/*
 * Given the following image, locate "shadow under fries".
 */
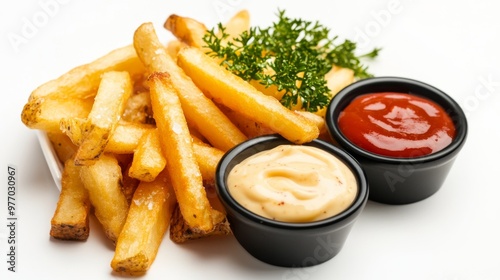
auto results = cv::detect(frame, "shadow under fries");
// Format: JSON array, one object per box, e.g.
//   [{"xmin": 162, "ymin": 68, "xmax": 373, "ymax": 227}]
[{"xmin": 173, "ymin": 232, "xmax": 285, "ymax": 273}]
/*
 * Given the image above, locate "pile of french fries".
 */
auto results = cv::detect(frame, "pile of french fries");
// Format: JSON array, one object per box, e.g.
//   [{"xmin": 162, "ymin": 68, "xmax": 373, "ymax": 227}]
[{"xmin": 20, "ymin": 10, "xmax": 355, "ymax": 275}]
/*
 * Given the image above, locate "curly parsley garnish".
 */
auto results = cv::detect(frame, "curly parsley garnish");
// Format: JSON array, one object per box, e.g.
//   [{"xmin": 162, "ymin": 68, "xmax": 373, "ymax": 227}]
[{"xmin": 203, "ymin": 10, "xmax": 380, "ymax": 112}]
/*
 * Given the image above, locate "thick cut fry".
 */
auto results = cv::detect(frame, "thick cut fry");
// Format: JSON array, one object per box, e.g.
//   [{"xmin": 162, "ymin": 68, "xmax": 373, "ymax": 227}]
[
  {"xmin": 128, "ymin": 129, "xmax": 166, "ymax": 182},
  {"xmin": 190, "ymin": 136, "xmax": 226, "ymax": 217},
  {"xmin": 21, "ymin": 97, "xmax": 93, "ymax": 132},
  {"xmin": 316, "ymin": 65, "xmax": 355, "ymax": 117},
  {"xmin": 325, "ymin": 65, "xmax": 355, "ymax": 97},
  {"xmin": 223, "ymin": 10, "xmax": 250, "ymax": 40},
  {"xmin": 191, "ymin": 138, "xmax": 224, "ymax": 186},
  {"xmin": 177, "ymin": 47, "xmax": 319, "ymax": 144},
  {"xmin": 148, "ymin": 72, "xmax": 215, "ymax": 233},
  {"xmin": 111, "ymin": 171, "xmax": 176, "ymax": 275},
  {"xmin": 47, "ymin": 132, "xmax": 78, "ymax": 164},
  {"xmin": 218, "ymin": 105, "xmax": 275, "ymax": 138},
  {"xmin": 106, "ymin": 122, "xmax": 154, "ymax": 154},
  {"xmin": 138, "ymin": 130, "xmax": 223, "ymax": 185},
  {"xmin": 110, "ymin": 124, "xmax": 222, "ymax": 182},
  {"xmin": 59, "ymin": 118, "xmax": 88, "ymax": 146},
  {"xmin": 294, "ymin": 110, "xmax": 327, "ymax": 137},
  {"xmin": 163, "ymin": 14, "xmax": 207, "ymax": 49},
  {"xmin": 50, "ymin": 159, "xmax": 90, "ymax": 241},
  {"xmin": 169, "ymin": 204, "xmax": 230, "ymax": 243},
  {"xmin": 79, "ymin": 154, "xmax": 129, "ymax": 242},
  {"xmin": 164, "ymin": 10, "xmax": 250, "ymax": 49},
  {"xmin": 63, "ymin": 71, "xmax": 133, "ymax": 165},
  {"xmin": 27, "ymin": 45, "xmax": 144, "ymax": 101},
  {"xmin": 133, "ymin": 22, "xmax": 246, "ymax": 151}
]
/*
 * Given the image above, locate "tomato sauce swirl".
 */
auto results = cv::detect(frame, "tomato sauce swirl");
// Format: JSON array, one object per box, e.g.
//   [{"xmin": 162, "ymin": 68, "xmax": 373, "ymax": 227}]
[{"xmin": 337, "ymin": 92, "xmax": 456, "ymax": 158}]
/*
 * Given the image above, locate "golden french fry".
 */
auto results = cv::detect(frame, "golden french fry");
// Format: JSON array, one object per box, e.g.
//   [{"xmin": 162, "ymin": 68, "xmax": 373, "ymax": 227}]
[
  {"xmin": 294, "ymin": 110, "xmax": 327, "ymax": 136},
  {"xmin": 169, "ymin": 135, "xmax": 230, "ymax": 243},
  {"xmin": 164, "ymin": 10, "xmax": 250, "ymax": 49},
  {"xmin": 79, "ymin": 153, "xmax": 129, "ymax": 242},
  {"xmin": 191, "ymin": 137, "xmax": 224, "ymax": 186},
  {"xmin": 222, "ymin": 10, "xmax": 250, "ymax": 42},
  {"xmin": 133, "ymin": 22, "xmax": 247, "ymax": 151},
  {"xmin": 325, "ymin": 65, "xmax": 355, "ymax": 97},
  {"xmin": 21, "ymin": 96, "xmax": 94, "ymax": 132},
  {"xmin": 316, "ymin": 65, "xmax": 356, "ymax": 117},
  {"xmin": 169, "ymin": 204, "xmax": 230, "ymax": 243},
  {"xmin": 47, "ymin": 132, "xmax": 78, "ymax": 164},
  {"xmin": 218, "ymin": 104, "xmax": 275, "ymax": 138},
  {"xmin": 111, "ymin": 171, "xmax": 176, "ymax": 275},
  {"xmin": 177, "ymin": 47, "xmax": 319, "ymax": 144},
  {"xmin": 27, "ymin": 45, "xmax": 144, "ymax": 101},
  {"xmin": 59, "ymin": 117, "xmax": 89, "ymax": 147},
  {"xmin": 50, "ymin": 158, "xmax": 90, "ymax": 241},
  {"xmin": 110, "ymin": 124, "xmax": 222, "ymax": 182},
  {"xmin": 163, "ymin": 14, "xmax": 208, "ymax": 49},
  {"xmin": 105, "ymin": 121, "xmax": 154, "ymax": 154},
  {"xmin": 62, "ymin": 71, "xmax": 133, "ymax": 165},
  {"xmin": 190, "ymin": 137, "xmax": 226, "ymax": 219},
  {"xmin": 128, "ymin": 129, "xmax": 166, "ymax": 182},
  {"xmin": 148, "ymin": 72, "xmax": 215, "ymax": 233}
]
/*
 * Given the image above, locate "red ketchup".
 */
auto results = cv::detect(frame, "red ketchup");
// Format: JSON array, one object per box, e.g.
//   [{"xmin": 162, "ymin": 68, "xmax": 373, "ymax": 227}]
[{"xmin": 338, "ymin": 92, "xmax": 456, "ymax": 158}]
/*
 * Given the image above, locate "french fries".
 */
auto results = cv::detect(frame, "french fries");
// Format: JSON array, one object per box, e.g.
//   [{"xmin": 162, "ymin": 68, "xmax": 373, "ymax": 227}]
[
  {"xmin": 50, "ymin": 158, "xmax": 90, "ymax": 241},
  {"xmin": 47, "ymin": 132, "xmax": 78, "ymax": 163},
  {"xmin": 191, "ymin": 136, "xmax": 225, "ymax": 186},
  {"xmin": 133, "ymin": 22, "xmax": 247, "ymax": 152},
  {"xmin": 177, "ymin": 47, "xmax": 320, "ymax": 144},
  {"xmin": 62, "ymin": 71, "xmax": 133, "ymax": 165},
  {"xmin": 147, "ymin": 72, "xmax": 216, "ymax": 233},
  {"xmin": 221, "ymin": 10, "xmax": 250, "ymax": 40},
  {"xmin": 111, "ymin": 171, "xmax": 176, "ymax": 275},
  {"xmin": 128, "ymin": 129, "xmax": 166, "ymax": 182},
  {"xmin": 105, "ymin": 121, "xmax": 154, "ymax": 154},
  {"xmin": 79, "ymin": 153, "xmax": 129, "ymax": 242},
  {"xmin": 28, "ymin": 45, "xmax": 144, "ymax": 101},
  {"xmin": 164, "ymin": 14, "xmax": 207, "ymax": 49},
  {"xmin": 21, "ymin": 96, "xmax": 94, "ymax": 132},
  {"xmin": 20, "ymin": 9, "xmax": 357, "ymax": 275},
  {"xmin": 164, "ymin": 10, "xmax": 250, "ymax": 49}
]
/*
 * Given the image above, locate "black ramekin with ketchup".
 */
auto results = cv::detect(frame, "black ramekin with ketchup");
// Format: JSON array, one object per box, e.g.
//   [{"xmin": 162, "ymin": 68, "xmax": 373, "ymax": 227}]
[{"xmin": 325, "ymin": 76, "xmax": 468, "ymax": 204}]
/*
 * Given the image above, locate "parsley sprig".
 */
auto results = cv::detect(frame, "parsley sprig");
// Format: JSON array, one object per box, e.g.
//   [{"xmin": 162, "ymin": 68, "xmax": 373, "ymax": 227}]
[{"xmin": 203, "ymin": 10, "xmax": 380, "ymax": 112}]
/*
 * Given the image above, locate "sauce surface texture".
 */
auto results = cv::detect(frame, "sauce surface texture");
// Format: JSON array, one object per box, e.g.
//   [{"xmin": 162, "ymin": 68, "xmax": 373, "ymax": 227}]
[
  {"xmin": 338, "ymin": 92, "xmax": 456, "ymax": 157},
  {"xmin": 227, "ymin": 145, "xmax": 357, "ymax": 222}
]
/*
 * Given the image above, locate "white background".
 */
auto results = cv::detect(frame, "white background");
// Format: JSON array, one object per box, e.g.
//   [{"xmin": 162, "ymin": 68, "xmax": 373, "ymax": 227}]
[{"xmin": 1, "ymin": 0, "xmax": 499, "ymax": 279}]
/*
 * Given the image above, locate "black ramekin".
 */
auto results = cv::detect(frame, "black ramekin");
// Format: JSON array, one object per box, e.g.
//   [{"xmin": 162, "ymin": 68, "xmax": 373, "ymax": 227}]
[
  {"xmin": 215, "ymin": 134, "xmax": 368, "ymax": 267},
  {"xmin": 325, "ymin": 76, "xmax": 468, "ymax": 204}
]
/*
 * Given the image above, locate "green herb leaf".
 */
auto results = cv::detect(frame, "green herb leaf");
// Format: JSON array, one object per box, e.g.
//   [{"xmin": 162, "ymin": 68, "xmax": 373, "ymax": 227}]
[{"xmin": 203, "ymin": 9, "xmax": 379, "ymax": 112}]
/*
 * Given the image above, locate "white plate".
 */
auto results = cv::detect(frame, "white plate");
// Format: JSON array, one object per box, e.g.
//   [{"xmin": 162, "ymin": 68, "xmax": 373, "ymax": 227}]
[{"xmin": 37, "ymin": 131, "xmax": 63, "ymax": 191}]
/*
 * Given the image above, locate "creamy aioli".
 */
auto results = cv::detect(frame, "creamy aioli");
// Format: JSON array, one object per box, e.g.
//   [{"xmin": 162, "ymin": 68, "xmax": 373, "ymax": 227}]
[{"xmin": 227, "ymin": 145, "xmax": 357, "ymax": 222}]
